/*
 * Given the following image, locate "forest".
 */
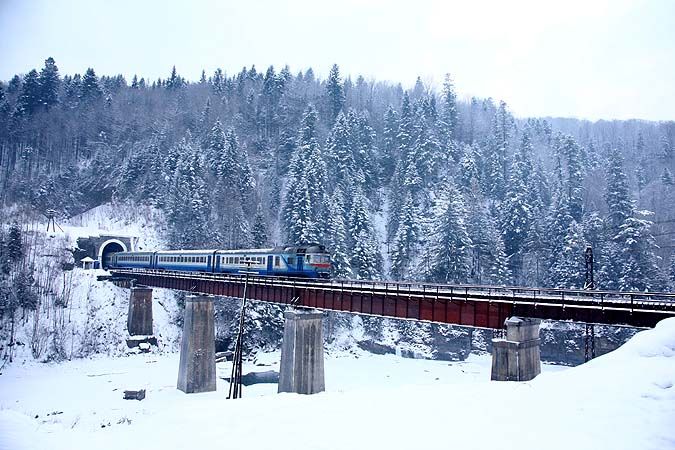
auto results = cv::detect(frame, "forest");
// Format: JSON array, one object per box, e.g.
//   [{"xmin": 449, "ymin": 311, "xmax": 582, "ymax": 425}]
[{"xmin": 1, "ymin": 57, "xmax": 675, "ymax": 293}]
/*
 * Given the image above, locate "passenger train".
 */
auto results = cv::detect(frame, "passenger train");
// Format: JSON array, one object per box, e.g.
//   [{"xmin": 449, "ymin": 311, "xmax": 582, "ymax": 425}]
[{"xmin": 108, "ymin": 244, "xmax": 332, "ymax": 279}]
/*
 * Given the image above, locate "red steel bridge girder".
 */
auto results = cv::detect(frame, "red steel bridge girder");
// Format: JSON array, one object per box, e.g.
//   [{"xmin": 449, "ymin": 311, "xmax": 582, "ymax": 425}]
[{"xmin": 110, "ymin": 269, "xmax": 675, "ymax": 329}]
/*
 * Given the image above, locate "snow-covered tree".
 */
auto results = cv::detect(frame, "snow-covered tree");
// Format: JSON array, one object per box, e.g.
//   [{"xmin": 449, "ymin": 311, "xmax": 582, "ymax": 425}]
[
  {"xmin": 251, "ymin": 205, "xmax": 269, "ymax": 248},
  {"xmin": 390, "ymin": 192, "xmax": 421, "ymax": 280},
  {"xmin": 548, "ymin": 220, "xmax": 586, "ymax": 289},
  {"xmin": 421, "ymin": 180, "xmax": 471, "ymax": 283},
  {"xmin": 325, "ymin": 187, "xmax": 352, "ymax": 278}
]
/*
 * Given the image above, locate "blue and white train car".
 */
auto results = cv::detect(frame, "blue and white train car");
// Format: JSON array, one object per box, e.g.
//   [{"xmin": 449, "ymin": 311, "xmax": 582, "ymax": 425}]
[
  {"xmin": 108, "ymin": 244, "xmax": 331, "ymax": 279},
  {"xmin": 111, "ymin": 251, "xmax": 155, "ymax": 269},
  {"xmin": 155, "ymin": 249, "xmax": 215, "ymax": 272}
]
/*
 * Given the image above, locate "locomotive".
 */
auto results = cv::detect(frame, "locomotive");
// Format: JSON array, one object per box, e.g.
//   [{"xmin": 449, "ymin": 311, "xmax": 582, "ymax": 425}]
[{"xmin": 108, "ymin": 244, "xmax": 332, "ymax": 279}]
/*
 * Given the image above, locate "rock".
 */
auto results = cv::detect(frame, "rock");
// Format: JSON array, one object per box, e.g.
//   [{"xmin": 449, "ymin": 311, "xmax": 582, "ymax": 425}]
[
  {"xmin": 357, "ymin": 340, "xmax": 395, "ymax": 355},
  {"xmin": 123, "ymin": 389, "xmax": 146, "ymax": 400}
]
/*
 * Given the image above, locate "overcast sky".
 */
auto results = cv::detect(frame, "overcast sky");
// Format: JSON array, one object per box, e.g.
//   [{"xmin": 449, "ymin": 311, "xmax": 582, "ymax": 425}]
[{"xmin": 1, "ymin": 0, "xmax": 673, "ymax": 121}]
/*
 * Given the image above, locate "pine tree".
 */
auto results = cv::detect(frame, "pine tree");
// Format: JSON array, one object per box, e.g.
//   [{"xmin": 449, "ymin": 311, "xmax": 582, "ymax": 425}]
[
  {"xmin": 325, "ymin": 187, "xmax": 352, "ymax": 278},
  {"xmin": 166, "ymin": 65, "xmax": 183, "ymax": 90},
  {"xmin": 381, "ymin": 106, "xmax": 399, "ymax": 180},
  {"xmin": 81, "ymin": 68, "xmax": 103, "ymax": 101},
  {"xmin": 167, "ymin": 135, "xmax": 212, "ymax": 248},
  {"xmin": 483, "ymin": 100, "xmax": 512, "ymax": 198},
  {"xmin": 556, "ymin": 134, "xmax": 584, "ymax": 222},
  {"xmin": 15, "ymin": 69, "xmax": 41, "ymax": 116},
  {"xmin": 422, "ymin": 180, "xmax": 471, "ymax": 283},
  {"xmin": 605, "ymin": 148, "xmax": 634, "ymax": 229},
  {"xmin": 635, "ymin": 158, "xmax": 647, "ymax": 194},
  {"xmin": 466, "ymin": 196, "xmax": 511, "ymax": 285},
  {"xmin": 458, "ymin": 143, "xmax": 480, "ymax": 190},
  {"xmin": 662, "ymin": 168, "xmax": 674, "ymax": 186},
  {"xmin": 251, "ymin": 205, "xmax": 269, "ymax": 247},
  {"xmin": 283, "ymin": 105, "xmax": 327, "ymax": 244},
  {"xmin": 325, "ymin": 64, "xmax": 345, "ymax": 123},
  {"xmin": 439, "ymin": 73, "xmax": 459, "ymax": 160},
  {"xmin": 325, "ymin": 111, "xmax": 355, "ymax": 190},
  {"xmin": 390, "ymin": 192, "xmax": 421, "ymax": 280},
  {"xmin": 6, "ymin": 224, "xmax": 23, "ymax": 263},
  {"xmin": 38, "ymin": 57, "xmax": 60, "ymax": 109},
  {"xmin": 548, "ymin": 220, "xmax": 586, "ymax": 289},
  {"xmin": 349, "ymin": 186, "xmax": 380, "ymax": 279},
  {"xmin": 615, "ymin": 217, "xmax": 662, "ymax": 291}
]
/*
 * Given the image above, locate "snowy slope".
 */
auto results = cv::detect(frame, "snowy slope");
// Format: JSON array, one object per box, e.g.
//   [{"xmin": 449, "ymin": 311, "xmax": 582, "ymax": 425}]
[
  {"xmin": 1, "ymin": 319, "xmax": 673, "ymax": 450},
  {"xmin": 4, "ymin": 202, "xmax": 180, "ymax": 363}
]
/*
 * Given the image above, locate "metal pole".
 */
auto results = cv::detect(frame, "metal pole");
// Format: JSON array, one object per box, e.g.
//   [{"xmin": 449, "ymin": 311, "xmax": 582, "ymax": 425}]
[{"xmin": 228, "ymin": 261, "xmax": 252, "ymax": 399}]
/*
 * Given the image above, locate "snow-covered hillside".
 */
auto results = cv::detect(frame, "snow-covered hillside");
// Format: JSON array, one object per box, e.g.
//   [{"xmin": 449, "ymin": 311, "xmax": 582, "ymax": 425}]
[
  {"xmin": 2, "ymin": 202, "xmax": 180, "ymax": 364},
  {"xmin": 1, "ymin": 318, "xmax": 674, "ymax": 450}
]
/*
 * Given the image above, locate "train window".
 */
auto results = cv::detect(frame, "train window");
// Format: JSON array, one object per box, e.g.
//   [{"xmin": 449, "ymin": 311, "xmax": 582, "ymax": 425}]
[
  {"xmin": 275, "ymin": 256, "xmax": 280, "ymax": 266},
  {"xmin": 288, "ymin": 257, "xmax": 295, "ymax": 265}
]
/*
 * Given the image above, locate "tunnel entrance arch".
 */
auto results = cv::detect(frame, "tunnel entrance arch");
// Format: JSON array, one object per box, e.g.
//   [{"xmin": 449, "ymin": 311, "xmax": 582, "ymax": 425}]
[{"xmin": 99, "ymin": 239, "xmax": 127, "ymax": 269}]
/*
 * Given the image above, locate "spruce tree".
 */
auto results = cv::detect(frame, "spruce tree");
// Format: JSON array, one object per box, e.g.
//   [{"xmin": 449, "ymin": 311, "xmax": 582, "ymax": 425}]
[
  {"xmin": 349, "ymin": 186, "xmax": 380, "ymax": 279},
  {"xmin": 167, "ymin": 135, "xmax": 212, "ymax": 248},
  {"xmin": 381, "ymin": 106, "xmax": 399, "ymax": 180},
  {"xmin": 325, "ymin": 187, "xmax": 352, "ymax": 278},
  {"xmin": 283, "ymin": 105, "xmax": 326, "ymax": 244},
  {"xmin": 390, "ymin": 192, "xmax": 421, "ymax": 280},
  {"xmin": 251, "ymin": 205, "xmax": 269, "ymax": 248},
  {"xmin": 325, "ymin": 64, "xmax": 345, "ymax": 123},
  {"xmin": 605, "ymin": 148, "xmax": 634, "ymax": 229},
  {"xmin": 81, "ymin": 68, "xmax": 103, "ymax": 102},
  {"xmin": 422, "ymin": 180, "xmax": 471, "ymax": 283},
  {"xmin": 662, "ymin": 168, "xmax": 674, "ymax": 186},
  {"xmin": 15, "ymin": 69, "xmax": 41, "ymax": 116},
  {"xmin": 548, "ymin": 220, "xmax": 586, "ymax": 289},
  {"xmin": 439, "ymin": 73, "xmax": 459, "ymax": 160},
  {"xmin": 615, "ymin": 217, "xmax": 662, "ymax": 291},
  {"xmin": 325, "ymin": 111, "xmax": 355, "ymax": 190},
  {"xmin": 38, "ymin": 57, "xmax": 60, "ymax": 109}
]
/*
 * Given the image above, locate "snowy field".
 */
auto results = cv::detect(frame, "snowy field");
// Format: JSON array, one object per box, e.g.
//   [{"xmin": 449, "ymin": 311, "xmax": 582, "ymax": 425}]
[{"xmin": 2, "ymin": 319, "xmax": 675, "ymax": 450}]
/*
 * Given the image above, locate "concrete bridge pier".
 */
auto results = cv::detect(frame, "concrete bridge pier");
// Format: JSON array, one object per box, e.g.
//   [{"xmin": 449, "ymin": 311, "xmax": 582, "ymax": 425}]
[
  {"xmin": 491, "ymin": 316, "xmax": 541, "ymax": 382},
  {"xmin": 127, "ymin": 286, "xmax": 153, "ymax": 336},
  {"xmin": 278, "ymin": 310, "xmax": 325, "ymax": 395},
  {"xmin": 177, "ymin": 295, "xmax": 216, "ymax": 394}
]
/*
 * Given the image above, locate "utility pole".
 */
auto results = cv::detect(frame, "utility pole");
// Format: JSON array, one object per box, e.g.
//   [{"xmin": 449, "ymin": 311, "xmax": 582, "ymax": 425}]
[
  {"xmin": 227, "ymin": 259, "xmax": 256, "ymax": 399},
  {"xmin": 583, "ymin": 245, "xmax": 596, "ymax": 362},
  {"xmin": 583, "ymin": 246, "xmax": 594, "ymax": 290}
]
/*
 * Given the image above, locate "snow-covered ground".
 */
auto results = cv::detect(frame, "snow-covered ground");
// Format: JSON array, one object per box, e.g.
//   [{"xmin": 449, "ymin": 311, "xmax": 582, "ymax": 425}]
[{"xmin": 2, "ymin": 318, "xmax": 674, "ymax": 450}]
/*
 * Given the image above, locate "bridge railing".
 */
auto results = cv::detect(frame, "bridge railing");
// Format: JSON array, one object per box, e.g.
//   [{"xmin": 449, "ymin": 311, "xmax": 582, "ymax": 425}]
[{"xmin": 109, "ymin": 268, "xmax": 675, "ymax": 315}]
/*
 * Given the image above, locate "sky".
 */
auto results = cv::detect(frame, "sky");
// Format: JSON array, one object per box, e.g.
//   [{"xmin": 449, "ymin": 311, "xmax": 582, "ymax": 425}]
[{"xmin": 0, "ymin": 0, "xmax": 674, "ymax": 121}]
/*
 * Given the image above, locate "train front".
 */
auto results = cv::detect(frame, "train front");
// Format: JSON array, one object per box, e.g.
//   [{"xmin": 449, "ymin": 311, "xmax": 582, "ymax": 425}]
[{"xmin": 304, "ymin": 244, "xmax": 331, "ymax": 279}]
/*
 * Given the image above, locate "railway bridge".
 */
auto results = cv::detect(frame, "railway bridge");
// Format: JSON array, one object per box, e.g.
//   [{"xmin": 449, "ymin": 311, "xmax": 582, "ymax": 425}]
[
  {"xmin": 110, "ymin": 268, "xmax": 675, "ymax": 328},
  {"xmin": 107, "ymin": 268, "xmax": 675, "ymax": 395}
]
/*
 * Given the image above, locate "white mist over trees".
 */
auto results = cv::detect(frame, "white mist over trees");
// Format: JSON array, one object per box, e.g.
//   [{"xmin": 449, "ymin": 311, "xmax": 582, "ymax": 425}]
[{"xmin": 1, "ymin": 57, "xmax": 674, "ymax": 291}]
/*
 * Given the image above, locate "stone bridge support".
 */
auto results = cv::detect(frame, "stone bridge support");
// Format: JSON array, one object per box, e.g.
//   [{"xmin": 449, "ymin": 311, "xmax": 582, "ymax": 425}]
[
  {"xmin": 177, "ymin": 295, "xmax": 216, "ymax": 394},
  {"xmin": 127, "ymin": 286, "xmax": 154, "ymax": 336},
  {"xmin": 491, "ymin": 317, "xmax": 541, "ymax": 382},
  {"xmin": 278, "ymin": 310, "xmax": 325, "ymax": 395}
]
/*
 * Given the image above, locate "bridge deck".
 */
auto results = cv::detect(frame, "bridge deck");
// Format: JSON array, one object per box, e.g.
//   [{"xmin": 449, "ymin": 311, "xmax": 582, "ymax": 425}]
[{"xmin": 109, "ymin": 269, "xmax": 675, "ymax": 328}]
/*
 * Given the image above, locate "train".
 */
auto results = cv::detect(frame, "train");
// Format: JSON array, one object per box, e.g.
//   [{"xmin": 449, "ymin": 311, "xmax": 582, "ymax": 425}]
[{"xmin": 107, "ymin": 244, "xmax": 332, "ymax": 279}]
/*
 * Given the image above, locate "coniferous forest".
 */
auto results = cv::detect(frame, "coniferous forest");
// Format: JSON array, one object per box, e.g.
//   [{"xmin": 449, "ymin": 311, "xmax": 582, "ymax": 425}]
[{"xmin": 1, "ymin": 57, "xmax": 675, "ymax": 292}]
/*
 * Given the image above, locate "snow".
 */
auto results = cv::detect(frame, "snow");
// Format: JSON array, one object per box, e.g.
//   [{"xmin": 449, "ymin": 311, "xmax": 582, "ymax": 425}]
[
  {"xmin": 2, "ymin": 319, "xmax": 675, "ymax": 450},
  {"xmin": 62, "ymin": 202, "xmax": 166, "ymax": 251}
]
